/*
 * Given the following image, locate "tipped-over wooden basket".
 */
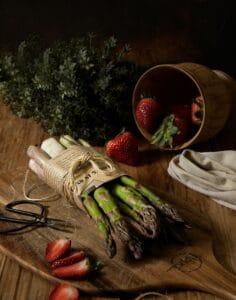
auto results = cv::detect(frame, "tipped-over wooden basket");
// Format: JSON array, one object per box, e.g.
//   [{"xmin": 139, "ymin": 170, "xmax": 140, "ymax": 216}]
[{"xmin": 132, "ymin": 63, "xmax": 234, "ymax": 150}]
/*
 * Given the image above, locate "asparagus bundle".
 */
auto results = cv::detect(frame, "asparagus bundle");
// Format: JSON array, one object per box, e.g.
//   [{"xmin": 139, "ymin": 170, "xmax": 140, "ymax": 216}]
[{"xmin": 27, "ymin": 135, "xmax": 186, "ymax": 259}]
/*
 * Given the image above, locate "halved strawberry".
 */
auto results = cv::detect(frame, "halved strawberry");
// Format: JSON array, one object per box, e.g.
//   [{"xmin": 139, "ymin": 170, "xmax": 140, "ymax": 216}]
[
  {"xmin": 172, "ymin": 116, "xmax": 188, "ymax": 146},
  {"xmin": 45, "ymin": 239, "xmax": 71, "ymax": 263},
  {"xmin": 49, "ymin": 283, "xmax": 79, "ymax": 300},
  {"xmin": 51, "ymin": 251, "xmax": 85, "ymax": 269},
  {"xmin": 52, "ymin": 257, "xmax": 91, "ymax": 279}
]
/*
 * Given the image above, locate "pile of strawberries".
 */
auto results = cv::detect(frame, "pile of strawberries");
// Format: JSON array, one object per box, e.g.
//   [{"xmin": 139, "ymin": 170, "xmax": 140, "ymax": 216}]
[
  {"xmin": 135, "ymin": 96, "xmax": 203, "ymax": 148},
  {"xmin": 46, "ymin": 239, "xmax": 95, "ymax": 300},
  {"xmin": 105, "ymin": 95, "xmax": 203, "ymax": 166}
]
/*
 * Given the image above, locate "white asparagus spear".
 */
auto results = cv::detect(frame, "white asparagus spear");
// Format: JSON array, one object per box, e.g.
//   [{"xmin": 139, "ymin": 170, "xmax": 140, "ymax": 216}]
[
  {"xmin": 41, "ymin": 137, "xmax": 65, "ymax": 158},
  {"xmin": 27, "ymin": 146, "xmax": 50, "ymax": 168},
  {"xmin": 28, "ymin": 159, "xmax": 45, "ymax": 179}
]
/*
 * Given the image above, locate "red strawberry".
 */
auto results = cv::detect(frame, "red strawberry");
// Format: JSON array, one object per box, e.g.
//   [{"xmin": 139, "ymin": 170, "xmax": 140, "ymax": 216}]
[
  {"xmin": 191, "ymin": 95, "xmax": 204, "ymax": 125},
  {"xmin": 151, "ymin": 114, "xmax": 188, "ymax": 148},
  {"xmin": 170, "ymin": 104, "xmax": 191, "ymax": 122},
  {"xmin": 45, "ymin": 239, "xmax": 71, "ymax": 263},
  {"xmin": 51, "ymin": 251, "xmax": 85, "ymax": 269},
  {"xmin": 52, "ymin": 257, "xmax": 91, "ymax": 279},
  {"xmin": 135, "ymin": 98, "xmax": 162, "ymax": 133},
  {"xmin": 172, "ymin": 116, "xmax": 188, "ymax": 145},
  {"xmin": 49, "ymin": 283, "xmax": 79, "ymax": 300},
  {"xmin": 106, "ymin": 131, "xmax": 139, "ymax": 166}
]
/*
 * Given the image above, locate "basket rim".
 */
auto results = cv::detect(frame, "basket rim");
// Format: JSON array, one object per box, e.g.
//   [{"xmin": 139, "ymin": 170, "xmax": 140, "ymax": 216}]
[{"xmin": 132, "ymin": 63, "xmax": 207, "ymax": 150}]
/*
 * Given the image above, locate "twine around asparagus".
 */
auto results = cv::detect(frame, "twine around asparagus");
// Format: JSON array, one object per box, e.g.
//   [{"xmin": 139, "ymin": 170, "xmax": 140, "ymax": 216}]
[
  {"xmin": 62, "ymin": 151, "xmax": 92, "ymax": 205},
  {"xmin": 41, "ymin": 145, "xmax": 124, "ymax": 211}
]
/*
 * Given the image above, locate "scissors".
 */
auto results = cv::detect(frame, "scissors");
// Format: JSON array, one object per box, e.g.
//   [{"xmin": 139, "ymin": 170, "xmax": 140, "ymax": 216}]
[{"xmin": 0, "ymin": 200, "xmax": 72, "ymax": 234}]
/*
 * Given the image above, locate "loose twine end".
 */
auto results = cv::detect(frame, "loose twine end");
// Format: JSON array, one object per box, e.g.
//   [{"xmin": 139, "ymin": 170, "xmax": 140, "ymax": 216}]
[{"xmin": 23, "ymin": 169, "xmax": 59, "ymax": 202}]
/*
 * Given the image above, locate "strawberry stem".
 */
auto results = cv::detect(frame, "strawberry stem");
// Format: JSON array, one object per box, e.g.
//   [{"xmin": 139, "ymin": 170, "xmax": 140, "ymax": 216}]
[{"xmin": 91, "ymin": 260, "xmax": 103, "ymax": 271}]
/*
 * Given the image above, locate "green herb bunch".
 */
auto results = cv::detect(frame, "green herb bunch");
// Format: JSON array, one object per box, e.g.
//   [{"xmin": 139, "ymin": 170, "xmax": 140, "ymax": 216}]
[{"xmin": 0, "ymin": 34, "xmax": 141, "ymax": 144}]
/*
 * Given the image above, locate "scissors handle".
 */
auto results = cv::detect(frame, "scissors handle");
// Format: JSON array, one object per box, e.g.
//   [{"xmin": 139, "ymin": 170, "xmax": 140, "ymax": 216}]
[
  {"xmin": 5, "ymin": 200, "xmax": 46, "ymax": 218},
  {"xmin": 0, "ymin": 215, "xmax": 36, "ymax": 225}
]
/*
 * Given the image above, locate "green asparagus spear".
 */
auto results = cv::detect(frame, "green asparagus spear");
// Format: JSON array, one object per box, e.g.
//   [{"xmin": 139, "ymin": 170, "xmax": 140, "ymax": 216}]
[
  {"xmin": 120, "ymin": 176, "xmax": 183, "ymax": 223},
  {"xmin": 60, "ymin": 135, "xmax": 78, "ymax": 148},
  {"xmin": 117, "ymin": 201, "xmax": 143, "ymax": 223},
  {"xmin": 81, "ymin": 193, "xmax": 116, "ymax": 258},
  {"xmin": 160, "ymin": 215, "xmax": 188, "ymax": 245},
  {"xmin": 60, "ymin": 135, "xmax": 92, "ymax": 148},
  {"xmin": 111, "ymin": 183, "xmax": 159, "ymax": 239},
  {"xmin": 117, "ymin": 201, "xmax": 157, "ymax": 239},
  {"xmin": 94, "ymin": 186, "xmax": 142, "ymax": 259}
]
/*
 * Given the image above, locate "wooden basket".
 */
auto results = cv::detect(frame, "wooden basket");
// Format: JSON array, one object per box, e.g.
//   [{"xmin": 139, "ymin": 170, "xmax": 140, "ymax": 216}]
[{"xmin": 132, "ymin": 63, "xmax": 234, "ymax": 150}]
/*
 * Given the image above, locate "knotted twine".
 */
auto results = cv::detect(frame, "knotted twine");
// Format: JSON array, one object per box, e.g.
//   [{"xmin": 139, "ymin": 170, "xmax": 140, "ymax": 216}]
[{"xmin": 39, "ymin": 145, "xmax": 125, "ymax": 210}]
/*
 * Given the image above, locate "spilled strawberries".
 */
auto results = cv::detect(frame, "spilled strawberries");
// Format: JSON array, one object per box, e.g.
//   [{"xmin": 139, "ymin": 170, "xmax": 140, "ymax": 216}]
[
  {"xmin": 135, "ymin": 95, "xmax": 204, "ymax": 148},
  {"xmin": 105, "ymin": 95, "xmax": 204, "ymax": 164}
]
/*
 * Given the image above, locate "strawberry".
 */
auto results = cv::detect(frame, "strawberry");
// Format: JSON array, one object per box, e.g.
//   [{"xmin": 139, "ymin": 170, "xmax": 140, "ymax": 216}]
[
  {"xmin": 172, "ymin": 116, "xmax": 188, "ymax": 145},
  {"xmin": 105, "ymin": 131, "xmax": 139, "ymax": 166},
  {"xmin": 49, "ymin": 283, "xmax": 79, "ymax": 300},
  {"xmin": 51, "ymin": 251, "xmax": 85, "ymax": 269},
  {"xmin": 135, "ymin": 98, "xmax": 162, "ymax": 133},
  {"xmin": 151, "ymin": 114, "xmax": 188, "ymax": 148},
  {"xmin": 52, "ymin": 257, "xmax": 91, "ymax": 279},
  {"xmin": 169, "ymin": 104, "xmax": 191, "ymax": 122},
  {"xmin": 191, "ymin": 95, "xmax": 204, "ymax": 126},
  {"xmin": 45, "ymin": 239, "xmax": 71, "ymax": 263}
]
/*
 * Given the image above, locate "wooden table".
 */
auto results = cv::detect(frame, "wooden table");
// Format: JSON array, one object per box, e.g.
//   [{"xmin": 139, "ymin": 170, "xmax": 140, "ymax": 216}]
[{"xmin": 0, "ymin": 81, "xmax": 236, "ymax": 300}]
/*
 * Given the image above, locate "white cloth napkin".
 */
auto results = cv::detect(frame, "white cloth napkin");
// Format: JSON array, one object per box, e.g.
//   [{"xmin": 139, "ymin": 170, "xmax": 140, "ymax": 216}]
[{"xmin": 168, "ymin": 149, "xmax": 236, "ymax": 210}]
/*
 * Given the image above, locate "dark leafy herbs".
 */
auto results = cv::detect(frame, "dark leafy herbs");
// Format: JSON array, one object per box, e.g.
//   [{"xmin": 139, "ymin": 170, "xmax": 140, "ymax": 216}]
[{"xmin": 0, "ymin": 34, "xmax": 142, "ymax": 144}]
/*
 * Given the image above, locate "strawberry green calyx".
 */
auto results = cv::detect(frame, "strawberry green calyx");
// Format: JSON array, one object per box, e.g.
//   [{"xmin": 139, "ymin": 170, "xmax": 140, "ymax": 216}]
[
  {"xmin": 151, "ymin": 114, "xmax": 179, "ymax": 148},
  {"xmin": 81, "ymin": 193, "xmax": 116, "ymax": 258}
]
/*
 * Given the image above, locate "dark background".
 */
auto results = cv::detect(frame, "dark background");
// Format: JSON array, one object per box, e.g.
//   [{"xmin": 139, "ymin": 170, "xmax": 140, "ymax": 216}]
[{"xmin": 0, "ymin": 0, "xmax": 235, "ymax": 75}]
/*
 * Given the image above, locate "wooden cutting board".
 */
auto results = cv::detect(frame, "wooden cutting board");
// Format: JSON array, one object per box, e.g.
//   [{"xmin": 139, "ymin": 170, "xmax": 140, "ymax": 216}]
[{"xmin": 0, "ymin": 168, "xmax": 236, "ymax": 300}]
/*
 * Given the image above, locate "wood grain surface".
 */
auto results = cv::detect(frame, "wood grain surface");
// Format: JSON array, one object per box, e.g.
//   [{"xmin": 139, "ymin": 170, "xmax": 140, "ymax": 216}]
[
  {"xmin": 1, "ymin": 165, "xmax": 236, "ymax": 299},
  {"xmin": 0, "ymin": 69, "xmax": 236, "ymax": 299}
]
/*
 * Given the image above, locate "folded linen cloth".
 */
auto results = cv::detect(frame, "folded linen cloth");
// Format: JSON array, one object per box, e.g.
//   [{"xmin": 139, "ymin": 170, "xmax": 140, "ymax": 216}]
[{"xmin": 168, "ymin": 149, "xmax": 236, "ymax": 210}]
